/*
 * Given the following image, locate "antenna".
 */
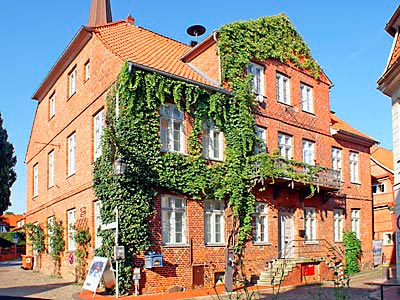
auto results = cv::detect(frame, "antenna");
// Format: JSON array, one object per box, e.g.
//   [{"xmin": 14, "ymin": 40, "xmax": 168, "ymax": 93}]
[{"xmin": 187, "ymin": 25, "xmax": 206, "ymax": 46}]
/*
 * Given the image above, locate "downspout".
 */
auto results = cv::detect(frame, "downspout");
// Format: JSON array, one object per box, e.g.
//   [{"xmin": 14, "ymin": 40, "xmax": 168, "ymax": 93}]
[{"xmin": 213, "ymin": 31, "xmax": 222, "ymax": 84}]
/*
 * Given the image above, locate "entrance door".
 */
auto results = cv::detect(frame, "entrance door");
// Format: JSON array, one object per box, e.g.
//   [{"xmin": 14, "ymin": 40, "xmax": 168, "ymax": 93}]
[{"xmin": 279, "ymin": 211, "xmax": 294, "ymax": 258}]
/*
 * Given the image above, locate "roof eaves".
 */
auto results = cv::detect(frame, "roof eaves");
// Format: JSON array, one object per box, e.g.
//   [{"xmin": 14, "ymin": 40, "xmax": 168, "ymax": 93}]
[
  {"xmin": 32, "ymin": 26, "xmax": 94, "ymax": 101},
  {"xmin": 371, "ymin": 156, "xmax": 394, "ymax": 174},
  {"xmin": 128, "ymin": 61, "xmax": 232, "ymax": 96},
  {"xmin": 331, "ymin": 129, "xmax": 377, "ymax": 147},
  {"xmin": 181, "ymin": 31, "xmax": 217, "ymax": 62},
  {"xmin": 385, "ymin": 5, "xmax": 400, "ymax": 36}
]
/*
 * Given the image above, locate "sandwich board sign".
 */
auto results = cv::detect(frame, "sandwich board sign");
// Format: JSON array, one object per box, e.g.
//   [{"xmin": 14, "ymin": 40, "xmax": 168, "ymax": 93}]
[{"xmin": 83, "ymin": 256, "xmax": 115, "ymax": 296}]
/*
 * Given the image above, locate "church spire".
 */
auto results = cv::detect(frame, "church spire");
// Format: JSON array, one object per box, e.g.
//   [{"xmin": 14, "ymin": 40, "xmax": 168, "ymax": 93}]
[{"xmin": 88, "ymin": 0, "xmax": 112, "ymax": 27}]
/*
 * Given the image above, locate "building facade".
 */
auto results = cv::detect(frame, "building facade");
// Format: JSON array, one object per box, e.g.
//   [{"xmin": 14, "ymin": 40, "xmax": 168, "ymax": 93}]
[
  {"xmin": 377, "ymin": 5, "xmax": 400, "ymax": 279},
  {"xmin": 26, "ymin": 0, "xmax": 376, "ymax": 294}
]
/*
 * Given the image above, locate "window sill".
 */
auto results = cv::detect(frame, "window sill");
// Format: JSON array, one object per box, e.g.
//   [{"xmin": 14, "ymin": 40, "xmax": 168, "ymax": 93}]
[
  {"xmin": 253, "ymin": 242, "xmax": 271, "ymax": 246},
  {"xmin": 277, "ymin": 100, "xmax": 291, "ymax": 106},
  {"xmin": 204, "ymin": 156, "xmax": 224, "ymax": 162},
  {"xmin": 205, "ymin": 243, "xmax": 225, "ymax": 247},
  {"xmin": 350, "ymin": 181, "xmax": 361, "ymax": 185},
  {"xmin": 47, "ymin": 185, "xmax": 54, "ymax": 190},
  {"xmin": 68, "ymin": 92, "xmax": 76, "ymax": 100},
  {"xmin": 302, "ymin": 110, "xmax": 316, "ymax": 116},
  {"xmin": 162, "ymin": 244, "xmax": 190, "ymax": 248},
  {"xmin": 304, "ymin": 240, "xmax": 319, "ymax": 245},
  {"xmin": 66, "ymin": 173, "xmax": 76, "ymax": 179}
]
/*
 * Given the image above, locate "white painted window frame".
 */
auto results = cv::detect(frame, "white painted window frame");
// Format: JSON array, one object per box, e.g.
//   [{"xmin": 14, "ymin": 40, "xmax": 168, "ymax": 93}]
[
  {"xmin": 253, "ymin": 202, "xmax": 269, "ymax": 243},
  {"xmin": 278, "ymin": 133, "xmax": 293, "ymax": 159},
  {"xmin": 301, "ymin": 83, "xmax": 313, "ymax": 113},
  {"xmin": 69, "ymin": 69, "xmax": 77, "ymax": 97},
  {"xmin": 276, "ymin": 73, "xmax": 290, "ymax": 104},
  {"xmin": 304, "ymin": 207, "xmax": 317, "ymax": 242},
  {"xmin": 67, "ymin": 209, "xmax": 76, "ymax": 251},
  {"xmin": 161, "ymin": 195, "xmax": 186, "ymax": 245},
  {"xmin": 255, "ymin": 126, "xmax": 267, "ymax": 154},
  {"xmin": 351, "ymin": 209, "xmax": 360, "ymax": 239},
  {"xmin": 94, "ymin": 201, "xmax": 102, "ymax": 249},
  {"xmin": 68, "ymin": 133, "xmax": 76, "ymax": 176},
  {"xmin": 349, "ymin": 151, "xmax": 359, "ymax": 183},
  {"xmin": 248, "ymin": 62, "xmax": 265, "ymax": 99},
  {"xmin": 48, "ymin": 150, "xmax": 54, "ymax": 188},
  {"xmin": 333, "ymin": 209, "xmax": 344, "ymax": 242},
  {"xmin": 302, "ymin": 139, "xmax": 315, "ymax": 165},
  {"xmin": 160, "ymin": 103, "xmax": 185, "ymax": 154},
  {"xmin": 204, "ymin": 199, "xmax": 225, "ymax": 245},
  {"xmin": 203, "ymin": 121, "xmax": 224, "ymax": 161}
]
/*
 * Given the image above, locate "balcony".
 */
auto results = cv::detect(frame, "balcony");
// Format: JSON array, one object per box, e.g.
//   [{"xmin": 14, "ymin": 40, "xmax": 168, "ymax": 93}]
[{"xmin": 251, "ymin": 156, "xmax": 341, "ymax": 191}]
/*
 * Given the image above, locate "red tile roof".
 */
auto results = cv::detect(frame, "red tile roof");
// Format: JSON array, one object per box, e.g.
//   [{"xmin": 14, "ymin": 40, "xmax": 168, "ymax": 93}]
[
  {"xmin": 0, "ymin": 214, "xmax": 24, "ymax": 228},
  {"xmin": 388, "ymin": 35, "xmax": 400, "ymax": 70},
  {"xmin": 371, "ymin": 145, "xmax": 394, "ymax": 171},
  {"xmin": 331, "ymin": 113, "xmax": 375, "ymax": 141},
  {"xmin": 93, "ymin": 21, "xmax": 215, "ymax": 86}
]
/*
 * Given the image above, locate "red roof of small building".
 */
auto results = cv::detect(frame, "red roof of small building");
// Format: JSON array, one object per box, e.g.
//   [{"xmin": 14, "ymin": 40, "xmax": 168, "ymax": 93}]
[
  {"xmin": 93, "ymin": 20, "xmax": 216, "ymax": 86},
  {"xmin": 371, "ymin": 145, "xmax": 394, "ymax": 172},
  {"xmin": 0, "ymin": 214, "xmax": 24, "ymax": 228},
  {"xmin": 330, "ymin": 113, "xmax": 375, "ymax": 141}
]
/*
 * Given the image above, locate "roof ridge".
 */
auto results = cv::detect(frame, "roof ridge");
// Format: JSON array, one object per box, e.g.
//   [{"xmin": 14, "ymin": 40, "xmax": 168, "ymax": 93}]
[
  {"xmin": 91, "ymin": 19, "xmax": 126, "ymax": 30},
  {"xmin": 134, "ymin": 25, "xmax": 191, "ymax": 48}
]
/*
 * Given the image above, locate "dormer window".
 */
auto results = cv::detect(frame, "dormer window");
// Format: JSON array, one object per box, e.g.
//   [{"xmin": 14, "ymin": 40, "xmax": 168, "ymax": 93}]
[{"xmin": 247, "ymin": 63, "xmax": 265, "ymax": 99}]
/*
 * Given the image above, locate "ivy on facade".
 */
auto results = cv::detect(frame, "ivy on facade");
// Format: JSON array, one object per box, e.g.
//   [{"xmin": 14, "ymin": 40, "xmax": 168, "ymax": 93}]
[{"xmin": 93, "ymin": 14, "xmax": 322, "ymax": 292}]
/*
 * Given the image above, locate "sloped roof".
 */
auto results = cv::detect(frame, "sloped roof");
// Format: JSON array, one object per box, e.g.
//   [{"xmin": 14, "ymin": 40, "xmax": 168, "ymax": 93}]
[
  {"xmin": 371, "ymin": 145, "xmax": 394, "ymax": 172},
  {"xmin": 93, "ymin": 20, "xmax": 216, "ymax": 86},
  {"xmin": 0, "ymin": 214, "xmax": 24, "ymax": 228},
  {"xmin": 331, "ymin": 113, "xmax": 377, "ymax": 146},
  {"xmin": 388, "ymin": 35, "xmax": 400, "ymax": 70}
]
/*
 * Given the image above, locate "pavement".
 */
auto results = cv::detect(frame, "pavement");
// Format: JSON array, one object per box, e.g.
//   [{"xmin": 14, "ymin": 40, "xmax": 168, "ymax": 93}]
[{"xmin": 1, "ymin": 258, "xmax": 400, "ymax": 299}]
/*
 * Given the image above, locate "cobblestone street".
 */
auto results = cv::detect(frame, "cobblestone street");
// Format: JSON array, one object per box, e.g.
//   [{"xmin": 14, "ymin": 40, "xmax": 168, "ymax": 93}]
[{"xmin": 1, "ymin": 258, "xmax": 400, "ymax": 300}]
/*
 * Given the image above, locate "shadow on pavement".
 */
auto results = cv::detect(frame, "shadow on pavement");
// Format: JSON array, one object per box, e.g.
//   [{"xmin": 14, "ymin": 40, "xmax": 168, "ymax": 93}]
[
  {"xmin": 0, "ymin": 282, "xmax": 75, "ymax": 298},
  {"xmin": 0, "ymin": 259, "xmax": 22, "ymax": 267},
  {"xmin": 0, "ymin": 297, "xmax": 51, "ymax": 300}
]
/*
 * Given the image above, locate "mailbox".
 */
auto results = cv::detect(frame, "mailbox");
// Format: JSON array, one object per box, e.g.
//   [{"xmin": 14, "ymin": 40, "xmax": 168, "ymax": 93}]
[
  {"xmin": 144, "ymin": 252, "xmax": 163, "ymax": 269},
  {"xmin": 302, "ymin": 263, "xmax": 315, "ymax": 276}
]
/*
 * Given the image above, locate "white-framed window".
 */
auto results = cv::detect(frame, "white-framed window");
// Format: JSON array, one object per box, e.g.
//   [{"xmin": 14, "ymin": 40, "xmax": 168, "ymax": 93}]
[
  {"xmin": 33, "ymin": 163, "xmax": 39, "ymax": 197},
  {"xmin": 278, "ymin": 133, "xmax": 292, "ymax": 159},
  {"xmin": 247, "ymin": 62, "xmax": 265, "ymax": 97},
  {"xmin": 49, "ymin": 94, "xmax": 56, "ymax": 119},
  {"xmin": 332, "ymin": 147, "xmax": 342, "ymax": 180},
  {"xmin": 205, "ymin": 199, "xmax": 225, "ymax": 245},
  {"xmin": 383, "ymin": 232, "xmax": 394, "ymax": 246},
  {"xmin": 253, "ymin": 202, "xmax": 268, "ymax": 243},
  {"xmin": 67, "ymin": 133, "xmax": 76, "ymax": 176},
  {"xmin": 85, "ymin": 61, "xmax": 90, "ymax": 81},
  {"xmin": 276, "ymin": 73, "xmax": 290, "ymax": 104},
  {"xmin": 255, "ymin": 126, "xmax": 267, "ymax": 154},
  {"xmin": 48, "ymin": 151, "xmax": 54, "ymax": 188},
  {"xmin": 302, "ymin": 140, "xmax": 315, "ymax": 165},
  {"xmin": 160, "ymin": 103, "xmax": 185, "ymax": 154},
  {"xmin": 94, "ymin": 201, "xmax": 102, "ymax": 248},
  {"xmin": 47, "ymin": 216, "xmax": 54, "ymax": 253},
  {"xmin": 373, "ymin": 183, "xmax": 386, "ymax": 194},
  {"xmin": 351, "ymin": 209, "xmax": 360, "ymax": 239},
  {"xmin": 301, "ymin": 83, "xmax": 313, "ymax": 113},
  {"xmin": 203, "ymin": 121, "xmax": 224, "ymax": 161},
  {"xmin": 349, "ymin": 151, "xmax": 359, "ymax": 183},
  {"xmin": 69, "ymin": 68, "xmax": 77, "ymax": 97},
  {"xmin": 304, "ymin": 207, "xmax": 317, "ymax": 242},
  {"xmin": 67, "ymin": 209, "xmax": 76, "ymax": 251},
  {"xmin": 333, "ymin": 209, "xmax": 344, "ymax": 242},
  {"xmin": 94, "ymin": 109, "xmax": 105, "ymax": 160},
  {"xmin": 161, "ymin": 195, "xmax": 186, "ymax": 245}
]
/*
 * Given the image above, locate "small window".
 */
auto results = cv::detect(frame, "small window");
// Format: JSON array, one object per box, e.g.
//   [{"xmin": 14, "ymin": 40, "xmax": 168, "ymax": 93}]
[
  {"xmin": 94, "ymin": 109, "xmax": 105, "ymax": 160},
  {"xmin": 302, "ymin": 139, "xmax": 315, "ymax": 165},
  {"xmin": 203, "ymin": 121, "xmax": 224, "ymax": 161},
  {"xmin": 33, "ymin": 164, "xmax": 39, "ymax": 197},
  {"xmin": 276, "ymin": 73, "xmax": 290, "ymax": 104},
  {"xmin": 304, "ymin": 207, "xmax": 317, "ymax": 242},
  {"xmin": 49, "ymin": 93, "xmax": 56, "ymax": 119},
  {"xmin": 278, "ymin": 133, "xmax": 292, "ymax": 159},
  {"xmin": 48, "ymin": 151, "xmax": 55, "ymax": 188},
  {"xmin": 351, "ymin": 209, "xmax": 360, "ymax": 239},
  {"xmin": 383, "ymin": 232, "xmax": 393, "ymax": 246},
  {"xmin": 333, "ymin": 209, "xmax": 344, "ymax": 242},
  {"xmin": 160, "ymin": 103, "xmax": 185, "ymax": 154},
  {"xmin": 372, "ymin": 183, "xmax": 385, "ymax": 194},
  {"xmin": 204, "ymin": 199, "xmax": 225, "ymax": 245},
  {"xmin": 161, "ymin": 195, "xmax": 186, "ymax": 245},
  {"xmin": 247, "ymin": 62, "xmax": 265, "ymax": 97},
  {"xmin": 67, "ymin": 133, "xmax": 76, "ymax": 176},
  {"xmin": 332, "ymin": 147, "xmax": 342, "ymax": 180},
  {"xmin": 69, "ymin": 68, "xmax": 77, "ymax": 97},
  {"xmin": 85, "ymin": 61, "xmax": 90, "ymax": 81},
  {"xmin": 255, "ymin": 126, "xmax": 267, "ymax": 154},
  {"xmin": 253, "ymin": 202, "xmax": 268, "ymax": 243},
  {"xmin": 94, "ymin": 201, "xmax": 102, "ymax": 248},
  {"xmin": 349, "ymin": 151, "xmax": 359, "ymax": 183},
  {"xmin": 300, "ymin": 83, "xmax": 313, "ymax": 113},
  {"xmin": 67, "ymin": 209, "xmax": 76, "ymax": 251}
]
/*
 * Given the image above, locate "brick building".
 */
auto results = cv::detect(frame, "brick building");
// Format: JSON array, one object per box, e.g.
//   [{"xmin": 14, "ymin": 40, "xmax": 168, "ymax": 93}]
[
  {"xmin": 26, "ymin": 0, "xmax": 376, "ymax": 294},
  {"xmin": 370, "ymin": 146, "xmax": 395, "ymax": 264}
]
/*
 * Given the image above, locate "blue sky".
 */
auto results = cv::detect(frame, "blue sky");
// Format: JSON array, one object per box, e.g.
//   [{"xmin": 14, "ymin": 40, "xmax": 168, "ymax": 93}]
[{"xmin": 0, "ymin": 0, "xmax": 396, "ymax": 214}]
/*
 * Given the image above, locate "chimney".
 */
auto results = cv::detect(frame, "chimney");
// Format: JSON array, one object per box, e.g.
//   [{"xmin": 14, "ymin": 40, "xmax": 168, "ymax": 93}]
[{"xmin": 88, "ymin": 0, "xmax": 113, "ymax": 27}]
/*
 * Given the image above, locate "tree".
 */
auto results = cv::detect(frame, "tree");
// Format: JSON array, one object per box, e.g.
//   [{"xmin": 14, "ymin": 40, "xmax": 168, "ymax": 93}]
[{"xmin": 0, "ymin": 112, "xmax": 16, "ymax": 215}]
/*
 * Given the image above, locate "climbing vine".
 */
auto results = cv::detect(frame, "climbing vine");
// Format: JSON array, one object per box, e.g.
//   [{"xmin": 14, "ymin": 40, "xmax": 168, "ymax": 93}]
[
  {"xmin": 93, "ymin": 14, "xmax": 322, "ymax": 291},
  {"xmin": 47, "ymin": 218, "xmax": 65, "ymax": 276},
  {"xmin": 343, "ymin": 231, "xmax": 362, "ymax": 275},
  {"xmin": 74, "ymin": 226, "xmax": 91, "ymax": 282},
  {"xmin": 25, "ymin": 223, "xmax": 45, "ymax": 255}
]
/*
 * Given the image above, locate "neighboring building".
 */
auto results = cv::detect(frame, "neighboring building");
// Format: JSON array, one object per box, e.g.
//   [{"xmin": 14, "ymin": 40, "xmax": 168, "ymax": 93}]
[
  {"xmin": 0, "ymin": 214, "xmax": 24, "ymax": 232},
  {"xmin": 26, "ymin": 0, "xmax": 376, "ymax": 294},
  {"xmin": 370, "ymin": 146, "xmax": 395, "ymax": 264},
  {"xmin": 377, "ymin": 5, "xmax": 400, "ymax": 279}
]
